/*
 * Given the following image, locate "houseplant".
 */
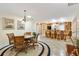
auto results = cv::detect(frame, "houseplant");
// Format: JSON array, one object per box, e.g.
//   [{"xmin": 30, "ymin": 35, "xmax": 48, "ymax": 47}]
[{"xmin": 32, "ymin": 32, "xmax": 37, "ymax": 37}]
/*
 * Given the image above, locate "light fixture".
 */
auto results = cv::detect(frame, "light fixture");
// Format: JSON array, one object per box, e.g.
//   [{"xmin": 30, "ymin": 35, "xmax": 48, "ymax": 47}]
[
  {"xmin": 21, "ymin": 21, "xmax": 25, "ymax": 24},
  {"xmin": 18, "ymin": 19, "xmax": 23, "ymax": 21},
  {"xmin": 22, "ymin": 10, "xmax": 33, "ymax": 22},
  {"xmin": 23, "ymin": 10, "xmax": 26, "ymax": 22},
  {"xmin": 27, "ymin": 15, "xmax": 32, "ymax": 18}
]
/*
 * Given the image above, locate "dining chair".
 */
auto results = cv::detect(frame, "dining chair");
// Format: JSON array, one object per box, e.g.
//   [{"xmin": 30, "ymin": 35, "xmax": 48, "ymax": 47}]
[
  {"xmin": 27, "ymin": 33, "xmax": 39, "ymax": 49},
  {"xmin": 34, "ymin": 33, "xmax": 39, "ymax": 43},
  {"xmin": 32, "ymin": 33, "xmax": 39, "ymax": 47},
  {"xmin": 14, "ymin": 36, "xmax": 27, "ymax": 52},
  {"xmin": 7, "ymin": 33, "xmax": 15, "ymax": 45},
  {"xmin": 24, "ymin": 32, "xmax": 32, "ymax": 35},
  {"xmin": 24, "ymin": 32, "xmax": 32, "ymax": 44}
]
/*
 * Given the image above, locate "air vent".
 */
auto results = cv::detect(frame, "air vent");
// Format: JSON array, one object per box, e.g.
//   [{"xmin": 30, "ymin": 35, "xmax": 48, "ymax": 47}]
[{"xmin": 68, "ymin": 3, "xmax": 78, "ymax": 6}]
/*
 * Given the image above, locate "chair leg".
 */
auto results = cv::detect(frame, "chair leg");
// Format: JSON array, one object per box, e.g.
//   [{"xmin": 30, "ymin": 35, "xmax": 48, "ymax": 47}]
[
  {"xmin": 23, "ymin": 47, "xmax": 27, "ymax": 53},
  {"xmin": 33, "ymin": 43, "xmax": 35, "ymax": 49}
]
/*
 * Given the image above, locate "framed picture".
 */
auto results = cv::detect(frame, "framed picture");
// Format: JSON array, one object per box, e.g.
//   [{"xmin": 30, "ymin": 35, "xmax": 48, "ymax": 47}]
[
  {"xmin": 17, "ymin": 20, "xmax": 25, "ymax": 30},
  {"xmin": 2, "ymin": 17, "xmax": 14, "ymax": 30}
]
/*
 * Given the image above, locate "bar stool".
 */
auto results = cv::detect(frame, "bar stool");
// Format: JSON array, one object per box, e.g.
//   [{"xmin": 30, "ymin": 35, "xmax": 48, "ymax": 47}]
[
  {"xmin": 64, "ymin": 31, "xmax": 68, "ymax": 40},
  {"xmin": 56, "ymin": 30, "xmax": 60, "ymax": 40},
  {"xmin": 51, "ymin": 30, "xmax": 54, "ymax": 39},
  {"xmin": 60, "ymin": 31, "xmax": 64, "ymax": 40}
]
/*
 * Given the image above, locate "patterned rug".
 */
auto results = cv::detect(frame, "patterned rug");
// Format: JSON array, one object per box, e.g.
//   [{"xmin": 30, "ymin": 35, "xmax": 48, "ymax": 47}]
[{"xmin": 0, "ymin": 41, "xmax": 50, "ymax": 56}]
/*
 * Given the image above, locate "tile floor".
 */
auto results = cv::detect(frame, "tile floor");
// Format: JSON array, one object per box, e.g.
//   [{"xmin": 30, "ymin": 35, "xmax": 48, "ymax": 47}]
[
  {"xmin": 38, "ymin": 35, "xmax": 73, "ymax": 56},
  {"xmin": 0, "ymin": 35, "xmax": 73, "ymax": 56}
]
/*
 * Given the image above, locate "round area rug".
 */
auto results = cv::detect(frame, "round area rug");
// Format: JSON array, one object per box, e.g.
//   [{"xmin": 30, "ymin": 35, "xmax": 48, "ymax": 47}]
[
  {"xmin": 0, "ymin": 41, "xmax": 50, "ymax": 56},
  {"xmin": 3, "ymin": 43, "xmax": 42, "ymax": 56}
]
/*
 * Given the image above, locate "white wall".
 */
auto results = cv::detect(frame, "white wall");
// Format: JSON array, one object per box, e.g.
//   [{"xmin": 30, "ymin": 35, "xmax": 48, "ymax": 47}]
[{"xmin": 0, "ymin": 14, "xmax": 36, "ymax": 48}]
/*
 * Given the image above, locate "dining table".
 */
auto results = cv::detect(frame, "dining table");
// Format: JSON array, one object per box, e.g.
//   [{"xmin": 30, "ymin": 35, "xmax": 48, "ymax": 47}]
[
  {"xmin": 24, "ymin": 35, "xmax": 34, "ymax": 39},
  {"xmin": 24, "ymin": 35, "xmax": 35, "ymax": 48},
  {"xmin": 24, "ymin": 35, "xmax": 35, "ymax": 43}
]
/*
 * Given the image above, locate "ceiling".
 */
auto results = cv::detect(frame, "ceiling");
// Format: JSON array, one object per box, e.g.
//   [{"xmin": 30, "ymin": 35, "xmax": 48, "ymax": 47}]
[{"xmin": 0, "ymin": 3, "xmax": 79, "ymax": 20}]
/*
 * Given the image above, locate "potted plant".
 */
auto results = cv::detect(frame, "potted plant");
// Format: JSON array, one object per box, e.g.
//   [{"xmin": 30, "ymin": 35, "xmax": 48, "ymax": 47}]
[{"xmin": 32, "ymin": 32, "xmax": 36, "ymax": 37}]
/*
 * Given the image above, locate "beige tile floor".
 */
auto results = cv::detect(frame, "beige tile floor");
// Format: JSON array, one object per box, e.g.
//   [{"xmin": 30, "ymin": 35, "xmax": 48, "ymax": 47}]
[{"xmin": 38, "ymin": 35, "xmax": 73, "ymax": 56}]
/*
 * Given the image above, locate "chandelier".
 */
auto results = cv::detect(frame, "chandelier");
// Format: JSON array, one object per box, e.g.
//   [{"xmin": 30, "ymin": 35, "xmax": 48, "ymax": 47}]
[
  {"xmin": 23, "ymin": 10, "xmax": 26, "ymax": 22},
  {"xmin": 22, "ymin": 10, "xmax": 33, "ymax": 22}
]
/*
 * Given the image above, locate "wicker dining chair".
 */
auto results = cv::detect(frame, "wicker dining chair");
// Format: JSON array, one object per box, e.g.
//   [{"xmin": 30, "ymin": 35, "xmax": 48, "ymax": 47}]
[
  {"xmin": 27, "ymin": 33, "xmax": 39, "ymax": 49},
  {"xmin": 14, "ymin": 36, "xmax": 27, "ymax": 52},
  {"xmin": 7, "ymin": 33, "xmax": 15, "ymax": 45},
  {"xmin": 24, "ymin": 32, "xmax": 32, "ymax": 35}
]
